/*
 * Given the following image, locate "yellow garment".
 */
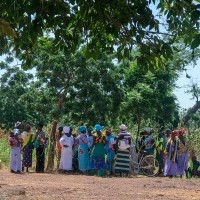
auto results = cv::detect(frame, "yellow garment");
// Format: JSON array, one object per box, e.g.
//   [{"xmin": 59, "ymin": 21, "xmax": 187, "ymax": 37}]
[
  {"xmin": 22, "ymin": 132, "xmax": 35, "ymax": 148},
  {"xmin": 93, "ymin": 132, "xmax": 106, "ymax": 143},
  {"xmin": 156, "ymin": 137, "xmax": 164, "ymax": 151}
]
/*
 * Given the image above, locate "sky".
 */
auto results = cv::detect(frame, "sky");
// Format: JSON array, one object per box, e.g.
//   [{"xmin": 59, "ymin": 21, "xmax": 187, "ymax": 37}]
[{"xmin": 174, "ymin": 61, "xmax": 200, "ymax": 109}]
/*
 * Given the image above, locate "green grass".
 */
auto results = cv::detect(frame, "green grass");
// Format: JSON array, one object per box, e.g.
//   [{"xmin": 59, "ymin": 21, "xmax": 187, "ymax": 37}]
[{"xmin": 0, "ymin": 136, "xmax": 10, "ymax": 165}]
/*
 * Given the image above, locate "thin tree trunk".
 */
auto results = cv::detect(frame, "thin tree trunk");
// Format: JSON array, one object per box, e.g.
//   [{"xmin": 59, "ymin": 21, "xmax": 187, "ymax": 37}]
[
  {"xmin": 136, "ymin": 115, "xmax": 141, "ymax": 139},
  {"xmin": 183, "ymin": 101, "xmax": 200, "ymax": 126},
  {"xmin": 46, "ymin": 96, "xmax": 65, "ymax": 172}
]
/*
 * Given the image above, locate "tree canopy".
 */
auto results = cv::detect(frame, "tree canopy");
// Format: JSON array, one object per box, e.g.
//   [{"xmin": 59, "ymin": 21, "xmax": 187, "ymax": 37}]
[{"xmin": 1, "ymin": 0, "xmax": 200, "ymax": 69}]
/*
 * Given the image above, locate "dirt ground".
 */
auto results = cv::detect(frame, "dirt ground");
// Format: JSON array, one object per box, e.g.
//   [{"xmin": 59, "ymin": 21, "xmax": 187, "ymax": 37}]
[{"xmin": 0, "ymin": 170, "xmax": 200, "ymax": 200}]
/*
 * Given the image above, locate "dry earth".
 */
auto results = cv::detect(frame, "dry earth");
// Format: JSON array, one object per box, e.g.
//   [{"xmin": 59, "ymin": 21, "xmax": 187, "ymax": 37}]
[{"xmin": 0, "ymin": 170, "xmax": 200, "ymax": 200}]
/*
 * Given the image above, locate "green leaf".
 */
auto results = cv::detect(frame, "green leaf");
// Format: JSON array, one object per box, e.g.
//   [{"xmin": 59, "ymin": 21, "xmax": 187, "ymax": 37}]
[{"xmin": 191, "ymin": 34, "xmax": 200, "ymax": 49}]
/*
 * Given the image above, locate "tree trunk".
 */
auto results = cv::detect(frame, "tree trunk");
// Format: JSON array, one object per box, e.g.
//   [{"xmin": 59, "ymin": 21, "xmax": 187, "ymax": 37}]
[
  {"xmin": 46, "ymin": 120, "xmax": 57, "ymax": 172},
  {"xmin": 46, "ymin": 96, "xmax": 65, "ymax": 172},
  {"xmin": 183, "ymin": 101, "xmax": 200, "ymax": 126},
  {"xmin": 136, "ymin": 115, "xmax": 141, "ymax": 139}
]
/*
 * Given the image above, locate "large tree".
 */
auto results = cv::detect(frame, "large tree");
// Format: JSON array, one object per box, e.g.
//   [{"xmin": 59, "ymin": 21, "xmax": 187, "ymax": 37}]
[
  {"xmin": 31, "ymin": 37, "xmax": 123, "ymax": 171},
  {"xmin": 1, "ymin": 0, "xmax": 200, "ymax": 69}
]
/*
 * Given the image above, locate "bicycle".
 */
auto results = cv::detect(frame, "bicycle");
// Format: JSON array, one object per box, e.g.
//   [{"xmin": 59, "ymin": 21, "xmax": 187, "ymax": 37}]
[{"xmin": 129, "ymin": 144, "xmax": 159, "ymax": 177}]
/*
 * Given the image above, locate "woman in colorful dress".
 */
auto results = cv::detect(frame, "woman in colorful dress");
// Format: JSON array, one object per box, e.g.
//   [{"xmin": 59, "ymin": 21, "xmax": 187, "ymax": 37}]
[
  {"xmin": 115, "ymin": 124, "xmax": 131, "ymax": 176},
  {"xmin": 76, "ymin": 126, "xmax": 90, "ymax": 173},
  {"xmin": 90, "ymin": 124, "xmax": 106, "ymax": 177},
  {"xmin": 21, "ymin": 124, "xmax": 35, "ymax": 173},
  {"xmin": 35, "ymin": 123, "xmax": 48, "ymax": 173},
  {"xmin": 164, "ymin": 130, "xmax": 179, "ymax": 177},
  {"xmin": 104, "ymin": 128, "xmax": 115, "ymax": 175},
  {"xmin": 9, "ymin": 121, "xmax": 23, "ymax": 173},
  {"xmin": 177, "ymin": 128, "xmax": 188, "ymax": 178}
]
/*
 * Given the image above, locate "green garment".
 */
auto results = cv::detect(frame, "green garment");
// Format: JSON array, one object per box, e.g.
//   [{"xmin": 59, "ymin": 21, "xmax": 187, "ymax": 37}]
[
  {"xmin": 156, "ymin": 137, "xmax": 165, "ymax": 151},
  {"xmin": 91, "ymin": 143, "xmax": 105, "ymax": 158}
]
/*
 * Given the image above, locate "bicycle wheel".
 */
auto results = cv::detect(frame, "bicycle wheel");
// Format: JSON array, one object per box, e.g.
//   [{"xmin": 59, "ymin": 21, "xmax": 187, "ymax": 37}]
[{"xmin": 139, "ymin": 155, "xmax": 159, "ymax": 177}]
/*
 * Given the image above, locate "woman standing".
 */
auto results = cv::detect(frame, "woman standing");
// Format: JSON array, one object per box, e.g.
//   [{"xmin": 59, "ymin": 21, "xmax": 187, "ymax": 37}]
[
  {"xmin": 35, "ymin": 123, "xmax": 47, "ymax": 173},
  {"xmin": 164, "ymin": 130, "xmax": 179, "ymax": 177},
  {"xmin": 9, "ymin": 121, "xmax": 23, "ymax": 173},
  {"xmin": 21, "ymin": 124, "xmax": 35, "ymax": 172},
  {"xmin": 59, "ymin": 126, "xmax": 74, "ymax": 173},
  {"xmin": 76, "ymin": 126, "xmax": 90, "ymax": 173},
  {"xmin": 90, "ymin": 124, "xmax": 106, "ymax": 177},
  {"xmin": 177, "ymin": 128, "xmax": 188, "ymax": 178},
  {"xmin": 115, "ymin": 124, "xmax": 131, "ymax": 176}
]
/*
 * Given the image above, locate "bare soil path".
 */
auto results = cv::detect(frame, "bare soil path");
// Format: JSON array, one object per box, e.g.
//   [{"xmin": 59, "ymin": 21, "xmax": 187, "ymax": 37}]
[{"xmin": 0, "ymin": 170, "xmax": 200, "ymax": 200}]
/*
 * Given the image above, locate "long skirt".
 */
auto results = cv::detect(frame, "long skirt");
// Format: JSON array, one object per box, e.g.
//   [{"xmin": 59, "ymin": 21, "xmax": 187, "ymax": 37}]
[
  {"xmin": 59, "ymin": 147, "xmax": 73, "ymax": 171},
  {"xmin": 90, "ymin": 143, "xmax": 105, "ymax": 170},
  {"xmin": 22, "ymin": 146, "xmax": 33, "ymax": 167},
  {"xmin": 78, "ymin": 143, "xmax": 90, "ymax": 171},
  {"xmin": 106, "ymin": 150, "xmax": 115, "ymax": 171},
  {"xmin": 36, "ymin": 146, "xmax": 45, "ymax": 173},
  {"xmin": 164, "ymin": 157, "xmax": 178, "ymax": 176},
  {"xmin": 177, "ymin": 151, "xmax": 188, "ymax": 176},
  {"xmin": 10, "ymin": 146, "xmax": 21, "ymax": 172},
  {"xmin": 115, "ymin": 149, "xmax": 130, "ymax": 174}
]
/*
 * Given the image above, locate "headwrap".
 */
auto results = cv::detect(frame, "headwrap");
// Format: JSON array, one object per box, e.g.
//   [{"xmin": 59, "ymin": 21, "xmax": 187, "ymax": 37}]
[
  {"xmin": 119, "ymin": 124, "xmax": 126, "ymax": 131},
  {"xmin": 15, "ymin": 121, "xmax": 22, "ymax": 128},
  {"xmin": 172, "ymin": 130, "xmax": 178, "ymax": 136},
  {"xmin": 179, "ymin": 128, "xmax": 185, "ymax": 135},
  {"xmin": 79, "ymin": 126, "xmax": 86, "ymax": 133},
  {"xmin": 63, "ymin": 126, "xmax": 70, "ymax": 134},
  {"xmin": 94, "ymin": 124, "xmax": 104, "ymax": 131}
]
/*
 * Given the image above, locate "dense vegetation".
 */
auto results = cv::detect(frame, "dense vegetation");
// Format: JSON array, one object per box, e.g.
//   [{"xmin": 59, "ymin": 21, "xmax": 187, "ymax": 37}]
[{"xmin": 1, "ymin": 0, "xmax": 200, "ymax": 169}]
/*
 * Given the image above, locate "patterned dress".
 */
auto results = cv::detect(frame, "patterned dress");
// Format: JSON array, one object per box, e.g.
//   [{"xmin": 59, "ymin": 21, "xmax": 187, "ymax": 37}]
[
  {"xmin": 164, "ymin": 138, "xmax": 179, "ymax": 176},
  {"xmin": 9, "ymin": 129, "xmax": 22, "ymax": 172},
  {"xmin": 115, "ymin": 131, "xmax": 131, "ymax": 174},
  {"xmin": 90, "ymin": 133, "xmax": 106, "ymax": 176},
  {"xmin": 22, "ymin": 132, "xmax": 35, "ymax": 168},
  {"xmin": 76, "ymin": 133, "xmax": 90, "ymax": 171}
]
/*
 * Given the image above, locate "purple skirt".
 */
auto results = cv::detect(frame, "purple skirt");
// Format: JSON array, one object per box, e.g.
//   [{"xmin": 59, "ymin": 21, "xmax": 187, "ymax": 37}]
[
  {"xmin": 177, "ymin": 151, "xmax": 188, "ymax": 176},
  {"xmin": 164, "ymin": 157, "xmax": 178, "ymax": 176}
]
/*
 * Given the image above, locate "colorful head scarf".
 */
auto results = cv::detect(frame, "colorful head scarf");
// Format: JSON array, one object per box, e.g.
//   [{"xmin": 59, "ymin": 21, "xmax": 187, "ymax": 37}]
[
  {"xmin": 94, "ymin": 124, "xmax": 104, "ymax": 131},
  {"xmin": 79, "ymin": 126, "xmax": 86, "ymax": 133}
]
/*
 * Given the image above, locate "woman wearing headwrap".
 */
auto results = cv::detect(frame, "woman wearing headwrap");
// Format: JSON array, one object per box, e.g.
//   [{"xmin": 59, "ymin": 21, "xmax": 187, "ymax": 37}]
[
  {"xmin": 164, "ymin": 130, "xmax": 179, "ymax": 177},
  {"xmin": 9, "ymin": 121, "xmax": 23, "ymax": 173},
  {"xmin": 115, "ymin": 124, "xmax": 131, "ymax": 176},
  {"xmin": 76, "ymin": 126, "xmax": 90, "ymax": 173},
  {"xmin": 90, "ymin": 124, "xmax": 106, "ymax": 177},
  {"xmin": 21, "ymin": 124, "xmax": 35, "ymax": 172},
  {"xmin": 35, "ymin": 123, "xmax": 48, "ymax": 173},
  {"xmin": 177, "ymin": 128, "xmax": 188, "ymax": 178},
  {"xmin": 59, "ymin": 126, "xmax": 74, "ymax": 173}
]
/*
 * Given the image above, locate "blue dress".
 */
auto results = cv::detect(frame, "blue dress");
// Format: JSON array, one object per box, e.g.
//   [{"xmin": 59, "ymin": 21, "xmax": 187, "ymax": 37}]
[
  {"xmin": 104, "ymin": 134, "xmax": 115, "ymax": 171},
  {"xmin": 76, "ymin": 134, "xmax": 90, "ymax": 171}
]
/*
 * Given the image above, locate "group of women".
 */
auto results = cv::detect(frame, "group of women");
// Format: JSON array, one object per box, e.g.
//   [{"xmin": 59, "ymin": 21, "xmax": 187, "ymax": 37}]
[
  {"xmin": 8, "ymin": 120, "xmax": 191, "ymax": 178},
  {"xmin": 56, "ymin": 124, "xmax": 131, "ymax": 177},
  {"xmin": 9, "ymin": 121, "xmax": 47, "ymax": 173}
]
